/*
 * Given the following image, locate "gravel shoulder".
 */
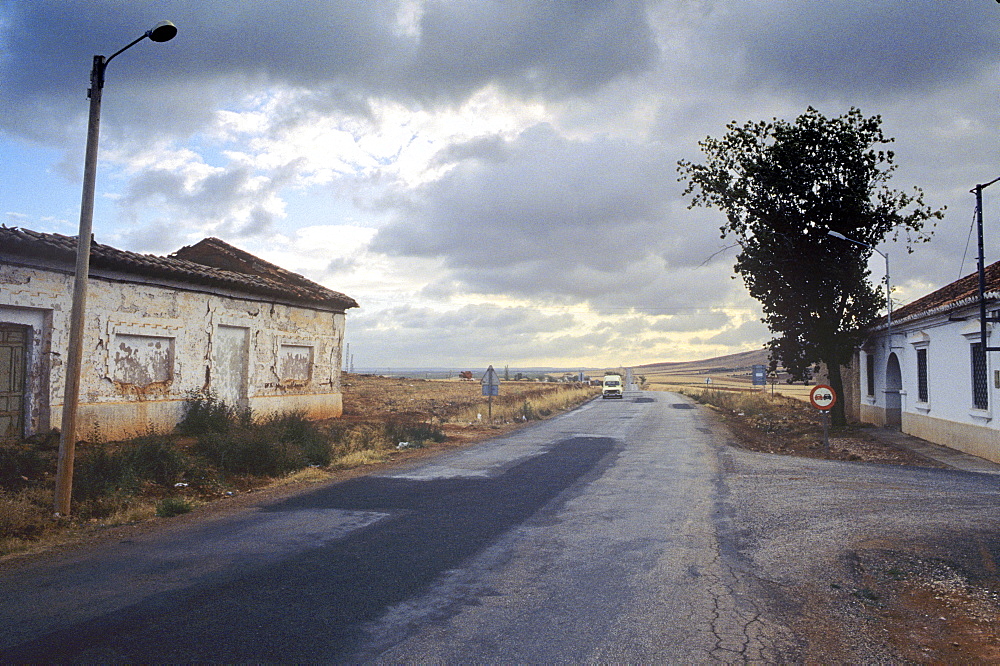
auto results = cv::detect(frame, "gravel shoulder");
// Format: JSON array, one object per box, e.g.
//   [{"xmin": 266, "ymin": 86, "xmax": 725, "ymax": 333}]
[{"xmin": 701, "ymin": 396, "xmax": 1000, "ymax": 662}]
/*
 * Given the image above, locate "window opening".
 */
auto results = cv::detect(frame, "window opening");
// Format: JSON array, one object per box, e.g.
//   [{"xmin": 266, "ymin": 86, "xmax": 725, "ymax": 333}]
[
  {"xmin": 916, "ymin": 348, "xmax": 928, "ymax": 403},
  {"xmin": 972, "ymin": 342, "xmax": 989, "ymax": 410}
]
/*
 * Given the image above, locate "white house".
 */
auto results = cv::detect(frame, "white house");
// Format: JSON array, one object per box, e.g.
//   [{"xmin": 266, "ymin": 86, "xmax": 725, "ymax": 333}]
[
  {"xmin": 0, "ymin": 227, "xmax": 357, "ymax": 442},
  {"xmin": 851, "ymin": 260, "xmax": 1000, "ymax": 463}
]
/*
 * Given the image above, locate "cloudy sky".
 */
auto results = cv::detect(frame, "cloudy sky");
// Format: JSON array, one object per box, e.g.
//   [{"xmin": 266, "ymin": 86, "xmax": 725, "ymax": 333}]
[{"xmin": 3, "ymin": 1, "xmax": 1000, "ymax": 370}]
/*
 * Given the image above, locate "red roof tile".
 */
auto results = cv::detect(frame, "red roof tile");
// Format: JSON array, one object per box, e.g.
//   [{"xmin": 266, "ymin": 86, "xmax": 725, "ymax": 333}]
[{"xmin": 889, "ymin": 260, "xmax": 1000, "ymax": 325}]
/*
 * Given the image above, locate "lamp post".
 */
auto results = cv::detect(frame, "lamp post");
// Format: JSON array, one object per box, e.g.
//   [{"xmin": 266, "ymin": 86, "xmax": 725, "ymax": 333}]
[
  {"xmin": 54, "ymin": 21, "xmax": 177, "ymax": 517},
  {"xmin": 827, "ymin": 230, "xmax": 892, "ymax": 347},
  {"xmin": 972, "ymin": 177, "xmax": 1000, "ymax": 353}
]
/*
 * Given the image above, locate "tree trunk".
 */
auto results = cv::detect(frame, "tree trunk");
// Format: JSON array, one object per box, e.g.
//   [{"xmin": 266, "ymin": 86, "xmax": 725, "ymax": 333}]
[{"xmin": 826, "ymin": 361, "xmax": 847, "ymax": 427}]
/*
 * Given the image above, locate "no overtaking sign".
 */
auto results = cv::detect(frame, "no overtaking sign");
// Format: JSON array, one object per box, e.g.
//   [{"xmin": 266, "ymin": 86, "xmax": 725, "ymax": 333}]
[{"xmin": 809, "ymin": 384, "xmax": 836, "ymax": 411}]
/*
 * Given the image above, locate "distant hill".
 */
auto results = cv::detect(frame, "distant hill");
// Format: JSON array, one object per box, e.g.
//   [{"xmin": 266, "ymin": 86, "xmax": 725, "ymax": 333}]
[{"xmin": 635, "ymin": 348, "xmax": 771, "ymax": 376}]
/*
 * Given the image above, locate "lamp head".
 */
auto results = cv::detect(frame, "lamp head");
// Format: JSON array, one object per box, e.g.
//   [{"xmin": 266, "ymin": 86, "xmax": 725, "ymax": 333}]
[
  {"xmin": 147, "ymin": 20, "xmax": 177, "ymax": 43},
  {"xmin": 827, "ymin": 230, "xmax": 848, "ymax": 240}
]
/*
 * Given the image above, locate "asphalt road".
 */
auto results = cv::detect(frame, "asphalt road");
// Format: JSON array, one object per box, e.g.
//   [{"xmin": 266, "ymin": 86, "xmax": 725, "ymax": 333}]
[{"xmin": 2, "ymin": 391, "xmax": 1000, "ymax": 662}]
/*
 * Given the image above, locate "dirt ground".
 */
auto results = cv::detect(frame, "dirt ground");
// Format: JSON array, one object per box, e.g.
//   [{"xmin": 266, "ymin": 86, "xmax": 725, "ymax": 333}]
[
  {"xmin": 706, "ymin": 400, "xmax": 944, "ymax": 467},
  {"xmin": 696, "ymin": 390, "xmax": 1000, "ymax": 662}
]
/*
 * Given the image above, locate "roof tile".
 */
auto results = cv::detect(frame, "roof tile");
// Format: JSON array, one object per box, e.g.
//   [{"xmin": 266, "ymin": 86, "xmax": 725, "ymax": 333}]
[{"xmin": 0, "ymin": 226, "xmax": 358, "ymax": 311}]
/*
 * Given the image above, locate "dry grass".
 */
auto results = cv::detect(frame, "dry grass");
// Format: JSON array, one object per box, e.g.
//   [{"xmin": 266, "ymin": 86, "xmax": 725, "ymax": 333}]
[
  {"xmin": 681, "ymin": 387, "xmax": 939, "ymax": 466},
  {"xmin": 341, "ymin": 375, "xmax": 599, "ymax": 422},
  {"xmin": 449, "ymin": 384, "xmax": 598, "ymax": 424},
  {"xmin": 648, "ymin": 378, "xmax": 817, "ymax": 403},
  {"xmin": 334, "ymin": 449, "xmax": 390, "ymax": 467},
  {"xmin": 271, "ymin": 466, "xmax": 334, "ymax": 486}
]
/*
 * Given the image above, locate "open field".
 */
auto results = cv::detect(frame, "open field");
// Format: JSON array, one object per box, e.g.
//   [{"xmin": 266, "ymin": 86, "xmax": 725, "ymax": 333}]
[
  {"xmin": 341, "ymin": 374, "xmax": 600, "ymax": 445},
  {"xmin": 636, "ymin": 348, "xmax": 820, "ymax": 403},
  {"xmin": 645, "ymin": 375, "xmax": 817, "ymax": 402}
]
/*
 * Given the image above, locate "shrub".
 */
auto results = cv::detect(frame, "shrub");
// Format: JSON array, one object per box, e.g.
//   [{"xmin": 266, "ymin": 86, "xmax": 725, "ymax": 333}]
[
  {"xmin": 156, "ymin": 497, "xmax": 193, "ymax": 518},
  {"xmin": 0, "ymin": 488, "xmax": 50, "ymax": 541},
  {"xmin": 178, "ymin": 390, "xmax": 251, "ymax": 435},
  {"xmin": 386, "ymin": 421, "xmax": 445, "ymax": 446},
  {"xmin": 73, "ymin": 445, "xmax": 139, "ymax": 501},
  {"xmin": 195, "ymin": 430, "xmax": 305, "ymax": 477},
  {"xmin": 0, "ymin": 445, "xmax": 49, "ymax": 492},
  {"xmin": 128, "ymin": 434, "xmax": 189, "ymax": 487},
  {"xmin": 260, "ymin": 411, "xmax": 331, "ymax": 467},
  {"xmin": 520, "ymin": 400, "xmax": 537, "ymax": 421},
  {"xmin": 74, "ymin": 434, "xmax": 190, "ymax": 502}
]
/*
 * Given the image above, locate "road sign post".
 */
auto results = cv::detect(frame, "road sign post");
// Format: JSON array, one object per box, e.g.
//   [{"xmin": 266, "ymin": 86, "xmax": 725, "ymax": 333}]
[
  {"xmin": 481, "ymin": 365, "xmax": 501, "ymax": 423},
  {"xmin": 809, "ymin": 384, "xmax": 837, "ymax": 454}
]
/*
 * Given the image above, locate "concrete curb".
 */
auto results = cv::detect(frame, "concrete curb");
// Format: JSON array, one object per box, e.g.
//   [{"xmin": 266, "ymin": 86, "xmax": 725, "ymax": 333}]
[{"xmin": 863, "ymin": 427, "xmax": 1000, "ymax": 474}]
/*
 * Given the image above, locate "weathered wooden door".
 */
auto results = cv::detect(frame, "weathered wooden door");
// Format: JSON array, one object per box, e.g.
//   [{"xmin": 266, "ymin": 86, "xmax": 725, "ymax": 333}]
[
  {"xmin": 0, "ymin": 325, "xmax": 27, "ymax": 441},
  {"xmin": 213, "ymin": 325, "xmax": 250, "ymax": 409}
]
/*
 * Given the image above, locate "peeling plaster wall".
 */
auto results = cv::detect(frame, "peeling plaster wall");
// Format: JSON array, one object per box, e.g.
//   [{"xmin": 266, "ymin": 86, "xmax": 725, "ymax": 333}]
[
  {"xmin": 853, "ymin": 306, "xmax": 1000, "ymax": 463},
  {"xmin": 0, "ymin": 260, "xmax": 347, "ymax": 440}
]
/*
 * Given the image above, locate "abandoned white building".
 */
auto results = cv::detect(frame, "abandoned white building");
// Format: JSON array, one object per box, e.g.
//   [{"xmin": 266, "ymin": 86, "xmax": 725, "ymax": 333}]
[
  {"xmin": 849, "ymin": 260, "xmax": 1000, "ymax": 463},
  {"xmin": 0, "ymin": 227, "xmax": 358, "ymax": 441}
]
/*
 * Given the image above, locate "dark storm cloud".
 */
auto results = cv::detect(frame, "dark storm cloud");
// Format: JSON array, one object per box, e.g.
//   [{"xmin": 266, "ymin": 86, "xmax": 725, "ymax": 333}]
[
  {"xmin": 704, "ymin": 0, "xmax": 1000, "ymax": 97},
  {"xmin": 0, "ymin": 0, "xmax": 658, "ymax": 142},
  {"xmin": 407, "ymin": 0, "xmax": 658, "ymax": 100}
]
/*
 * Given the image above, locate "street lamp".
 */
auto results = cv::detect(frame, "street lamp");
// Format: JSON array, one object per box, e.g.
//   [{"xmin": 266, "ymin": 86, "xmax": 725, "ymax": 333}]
[
  {"xmin": 827, "ymin": 230, "xmax": 892, "ymax": 346},
  {"xmin": 54, "ymin": 21, "xmax": 177, "ymax": 517},
  {"xmin": 972, "ymin": 177, "xmax": 1000, "ymax": 353}
]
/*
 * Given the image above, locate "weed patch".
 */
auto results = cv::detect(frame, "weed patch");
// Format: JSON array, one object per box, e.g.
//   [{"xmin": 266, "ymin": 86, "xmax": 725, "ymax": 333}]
[
  {"xmin": 156, "ymin": 497, "xmax": 194, "ymax": 518},
  {"xmin": 450, "ymin": 384, "xmax": 598, "ymax": 424},
  {"xmin": 0, "ymin": 487, "xmax": 50, "ymax": 541}
]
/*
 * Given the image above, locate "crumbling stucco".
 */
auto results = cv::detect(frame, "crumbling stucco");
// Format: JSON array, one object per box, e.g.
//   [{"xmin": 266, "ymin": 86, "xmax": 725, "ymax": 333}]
[{"xmin": 0, "ymin": 262, "xmax": 348, "ymax": 440}]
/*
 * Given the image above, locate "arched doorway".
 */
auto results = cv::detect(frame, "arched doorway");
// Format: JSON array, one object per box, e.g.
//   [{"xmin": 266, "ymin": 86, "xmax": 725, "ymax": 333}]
[{"xmin": 885, "ymin": 353, "xmax": 902, "ymax": 429}]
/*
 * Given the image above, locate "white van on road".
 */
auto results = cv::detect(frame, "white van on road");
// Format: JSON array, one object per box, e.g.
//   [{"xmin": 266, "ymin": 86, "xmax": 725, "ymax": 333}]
[{"xmin": 602, "ymin": 375, "xmax": 623, "ymax": 399}]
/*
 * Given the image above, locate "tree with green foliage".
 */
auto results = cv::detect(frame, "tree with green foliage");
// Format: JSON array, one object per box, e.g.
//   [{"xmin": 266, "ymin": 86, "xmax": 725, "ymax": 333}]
[{"xmin": 678, "ymin": 107, "xmax": 943, "ymax": 425}]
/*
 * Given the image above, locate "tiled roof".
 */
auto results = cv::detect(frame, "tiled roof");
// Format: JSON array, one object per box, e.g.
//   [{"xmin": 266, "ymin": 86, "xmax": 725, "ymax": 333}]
[
  {"xmin": 886, "ymin": 260, "xmax": 1000, "ymax": 328},
  {"xmin": 0, "ymin": 226, "xmax": 358, "ymax": 311}
]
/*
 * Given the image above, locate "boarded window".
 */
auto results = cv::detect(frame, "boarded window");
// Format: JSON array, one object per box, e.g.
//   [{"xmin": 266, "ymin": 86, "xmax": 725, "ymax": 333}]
[
  {"xmin": 213, "ymin": 326, "xmax": 249, "ymax": 408},
  {"xmin": 113, "ymin": 335, "xmax": 174, "ymax": 386},
  {"xmin": 279, "ymin": 345, "xmax": 313, "ymax": 382},
  {"xmin": 916, "ymin": 349, "xmax": 928, "ymax": 403}
]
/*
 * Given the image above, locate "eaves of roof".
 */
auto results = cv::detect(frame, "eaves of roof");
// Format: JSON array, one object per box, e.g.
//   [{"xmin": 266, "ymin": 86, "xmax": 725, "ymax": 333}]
[
  {"xmin": 0, "ymin": 226, "xmax": 358, "ymax": 311},
  {"xmin": 869, "ymin": 291, "xmax": 1000, "ymax": 332},
  {"xmin": 865, "ymin": 259, "xmax": 1000, "ymax": 332}
]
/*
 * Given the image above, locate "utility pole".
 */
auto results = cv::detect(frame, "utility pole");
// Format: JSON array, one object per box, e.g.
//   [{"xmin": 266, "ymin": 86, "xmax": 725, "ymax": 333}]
[
  {"xmin": 973, "ymin": 178, "xmax": 1000, "ymax": 353},
  {"xmin": 54, "ymin": 21, "xmax": 177, "ymax": 517}
]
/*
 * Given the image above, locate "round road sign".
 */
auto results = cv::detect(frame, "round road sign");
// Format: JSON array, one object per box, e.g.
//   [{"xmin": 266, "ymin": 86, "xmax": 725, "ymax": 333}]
[{"xmin": 809, "ymin": 384, "xmax": 837, "ymax": 410}]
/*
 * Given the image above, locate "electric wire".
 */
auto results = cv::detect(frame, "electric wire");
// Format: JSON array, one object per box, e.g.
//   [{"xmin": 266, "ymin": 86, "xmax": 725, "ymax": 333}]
[{"xmin": 959, "ymin": 203, "xmax": 977, "ymax": 280}]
